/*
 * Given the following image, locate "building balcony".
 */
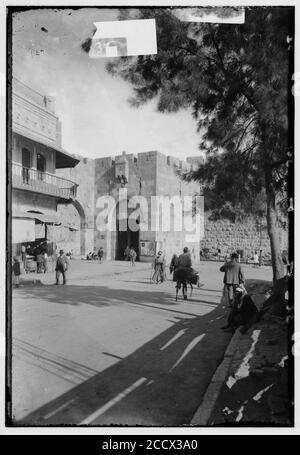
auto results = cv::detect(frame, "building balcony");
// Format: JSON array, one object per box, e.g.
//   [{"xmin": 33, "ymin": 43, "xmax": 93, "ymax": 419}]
[{"xmin": 12, "ymin": 162, "xmax": 78, "ymax": 200}]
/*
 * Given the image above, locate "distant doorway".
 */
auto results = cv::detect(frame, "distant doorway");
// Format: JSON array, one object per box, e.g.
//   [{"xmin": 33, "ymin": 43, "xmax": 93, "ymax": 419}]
[
  {"xmin": 37, "ymin": 153, "xmax": 46, "ymax": 180},
  {"xmin": 22, "ymin": 148, "xmax": 31, "ymax": 183}
]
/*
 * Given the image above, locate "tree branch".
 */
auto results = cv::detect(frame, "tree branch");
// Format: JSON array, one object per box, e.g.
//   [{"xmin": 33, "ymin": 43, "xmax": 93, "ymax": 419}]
[{"xmin": 208, "ymin": 24, "xmax": 259, "ymax": 113}]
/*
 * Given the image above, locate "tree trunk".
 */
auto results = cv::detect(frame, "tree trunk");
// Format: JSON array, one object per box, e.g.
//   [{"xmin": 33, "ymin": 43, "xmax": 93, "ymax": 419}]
[
  {"xmin": 266, "ymin": 194, "xmax": 285, "ymax": 282},
  {"xmin": 265, "ymin": 169, "xmax": 286, "ymax": 316}
]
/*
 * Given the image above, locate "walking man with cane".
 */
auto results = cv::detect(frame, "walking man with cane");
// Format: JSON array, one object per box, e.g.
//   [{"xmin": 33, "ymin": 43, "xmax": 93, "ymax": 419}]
[
  {"xmin": 220, "ymin": 252, "xmax": 245, "ymax": 307},
  {"xmin": 55, "ymin": 250, "xmax": 69, "ymax": 285}
]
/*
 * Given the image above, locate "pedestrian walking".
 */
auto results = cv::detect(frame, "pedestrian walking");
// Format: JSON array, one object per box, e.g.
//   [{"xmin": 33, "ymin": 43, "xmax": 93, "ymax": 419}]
[
  {"xmin": 37, "ymin": 252, "xmax": 44, "ymax": 273},
  {"xmin": 129, "ymin": 246, "xmax": 137, "ymax": 266},
  {"xmin": 152, "ymin": 251, "xmax": 164, "ymax": 283},
  {"xmin": 12, "ymin": 256, "xmax": 21, "ymax": 288},
  {"xmin": 43, "ymin": 251, "xmax": 48, "ymax": 273},
  {"xmin": 253, "ymin": 250, "xmax": 259, "ymax": 267},
  {"xmin": 98, "ymin": 247, "xmax": 104, "ymax": 263},
  {"xmin": 220, "ymin": 252, "xmax": 244, "ymax": 307},
  {"xmin": 21, "ymin": 244, "xmax": 27, "ymax": 271},
  {"xmin": 162, "ymin": 251, "xmax": 167, "ymax": 281},
  {"xmin": 124, "ymin": 245, "xmax": 130, "ymax": 261},
  {"xmin": 55, "ymin": 249, "xmax": 68, "ymax": 285},
  {"xmin": 170, "ymin": 253, "xmax": 179, "ymax": 279}
]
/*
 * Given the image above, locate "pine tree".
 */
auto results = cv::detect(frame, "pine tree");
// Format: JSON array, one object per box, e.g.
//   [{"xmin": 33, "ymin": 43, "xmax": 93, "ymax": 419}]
[{"xmin": 106, "ymin": 7, "xmax": 293, "ymax": 299}]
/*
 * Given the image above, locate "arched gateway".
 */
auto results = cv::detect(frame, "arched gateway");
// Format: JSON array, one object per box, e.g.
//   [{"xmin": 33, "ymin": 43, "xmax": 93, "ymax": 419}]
[{"xmin": 116, "ymin": 199, "xmax": 140, "ymax": 260}]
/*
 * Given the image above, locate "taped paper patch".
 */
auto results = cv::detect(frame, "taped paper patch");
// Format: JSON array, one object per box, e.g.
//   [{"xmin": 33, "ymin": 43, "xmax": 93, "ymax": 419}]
[
  {"xmin": 173, "ymin": 7, "xmax": 245, "ymax": 24},
  {"xmin": 89, "ymin": 19, "xmax": 157, "ymax": 58}
]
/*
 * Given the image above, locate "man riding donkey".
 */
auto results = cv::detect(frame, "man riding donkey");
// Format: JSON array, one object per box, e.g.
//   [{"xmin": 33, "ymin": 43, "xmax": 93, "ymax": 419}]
[{"xmin": 172, "ymin": 247, "xmax": 200, "ymax": 300}]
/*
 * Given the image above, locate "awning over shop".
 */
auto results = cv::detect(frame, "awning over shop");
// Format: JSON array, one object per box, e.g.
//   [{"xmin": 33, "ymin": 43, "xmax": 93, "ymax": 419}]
[
  {"xmin": 35, "ymin": 213, "xmax": 61, "ymax": 224},
  {"xmin": 12, "ymin": 210, "xmax": 61, "ymax": 224},
  {"xmin": 12, "ymin": 210, "xmax": 38, "ymax": 220}
]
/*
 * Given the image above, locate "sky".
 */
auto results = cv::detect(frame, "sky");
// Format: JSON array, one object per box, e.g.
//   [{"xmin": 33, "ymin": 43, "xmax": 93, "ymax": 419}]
[{"xmin": 12, "ymin": 7, "xmax": 202, "ymax": 160}]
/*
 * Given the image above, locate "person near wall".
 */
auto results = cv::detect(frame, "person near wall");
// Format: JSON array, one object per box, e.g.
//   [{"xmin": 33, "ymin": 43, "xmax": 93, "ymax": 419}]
[
  {"xmin": 221, "ymin": 286, "xmax": 258, "ymax": 334},
  {"xmin": 43, "ymin": 251, "xmax": 48, "ymax": 273},
  {"xmin": 220, "ymin": 252, "xmax": 245, "ymax": 307},
  {"xmin": 170, "ymin": 253, "xmax": 179, "ymax": 280},
  {"xmin": 162, "ymin": 251, "xmax": 167, "ymax": 281},
  {"xmin": 12, "ymin": 256, "xmax": 21, "ymax": 288},
  {"xmin": 129, "ymin": 246, "xmax": 137, "ymax": 266},
  {"xmin": 21, "ymin": 244, "xmax": 27, "ymax": 271},
  {"xmin": 98, "ymin": 247, "xmax": 104, "ymax": 263},
  {"xmin": 152, "ymin": 251, "xmax": 164, "ymax": 283},
  {"xmin": 124, "ymin": 245, "xmax": 130, "ymax": 261},
  {"xmin": 253, "ymin": 250, "xmax": 259, "ymax": 267},
  {"xmin": 55, "ymin": 250, "xmax": 68, "ymax": 285},
  {"xmin": 37, "ymin": 252, "xmax": 44, "ymax": 273}
]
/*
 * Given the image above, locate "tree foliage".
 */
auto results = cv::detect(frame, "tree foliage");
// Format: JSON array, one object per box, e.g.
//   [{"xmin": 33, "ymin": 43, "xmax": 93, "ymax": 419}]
[{"xmin": 106, "ymin": 6, "xmax": 293, "ymax": 281}]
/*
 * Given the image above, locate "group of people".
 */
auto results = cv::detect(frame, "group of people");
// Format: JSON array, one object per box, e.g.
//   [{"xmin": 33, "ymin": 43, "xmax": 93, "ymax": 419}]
[
  {"xmin": 12, "ymin": 243, "xmax": 289, "ymax": 337},
  {"xmin": 86, "ymin": 248, "xmax": 104, "ymax": 263},
  {"xmin": 151, "ymin": 247, "xmax": 199, "ymax": 285},
  {"xmin": 12, "ymin": 248, "xmax": 71, "ymax": 286}
]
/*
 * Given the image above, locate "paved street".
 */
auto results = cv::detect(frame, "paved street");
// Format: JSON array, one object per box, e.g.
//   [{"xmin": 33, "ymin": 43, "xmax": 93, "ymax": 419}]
[{"xmin": 11, "ymin": 260, "xmax": 272, "ymax": 426}]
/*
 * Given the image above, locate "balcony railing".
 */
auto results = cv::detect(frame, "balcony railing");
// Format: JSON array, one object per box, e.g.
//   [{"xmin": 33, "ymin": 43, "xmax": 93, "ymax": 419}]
[
  {"xmin": 12, "ymin": 162, "xmax": 78, "ymax": 200},
  {"xmin": 13, "ymin": 77, "xmax": 51, "ymax": 110}
]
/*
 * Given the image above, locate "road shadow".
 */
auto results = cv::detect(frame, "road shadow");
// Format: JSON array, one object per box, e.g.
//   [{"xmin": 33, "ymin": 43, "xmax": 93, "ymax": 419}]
[
  {"xmin": 13, "ymin": 284, "xmax": 220, "ymax": 313},
  {"xmin": 11, "ymin": 285, "xmax": 232, "ymax": 426}
]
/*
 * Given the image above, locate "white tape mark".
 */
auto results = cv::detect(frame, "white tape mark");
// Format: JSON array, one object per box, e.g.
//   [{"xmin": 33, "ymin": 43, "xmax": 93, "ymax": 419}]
[
  {"xmin": 80, "ymin": 377, "xmax": 147, "ymax": 424},
  {"xmin": 226, "ymin": 330, "xmax": 261, "ymax": 389},
  {"xmin": 236, "ymin": 401, "xmax": 248, "ymax": 422},
  {"xmin": 169, "ymin": 334, "xmax": 205, "ymax": 371},
  {"xmin": 173, "ymin": 7, "xmax": 245, "ymax": 24},
  {"xmin": 222, "ymin": 406, "xmax": 234, "ymax": 415},
  {"xmin": 253, "ymin": 384, "xmax": 274, "ymax": 402},
  {"xmin": 160, "ymin": 329, "xmax": 186, "ymax": 351},
  {"xmin": 278, "ymin": 356, "xmax": 288, "ymax": 368}
]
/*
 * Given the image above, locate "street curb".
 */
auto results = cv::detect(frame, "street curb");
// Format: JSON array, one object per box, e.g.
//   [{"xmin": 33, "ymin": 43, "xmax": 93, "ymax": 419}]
[
  {"xmin": 190, "ymin": 279, "xmax": 270, "ymax": 426},
  {"xmin": 19, "ymin": 264, "xmax": 152, "ymax": 286},
  {"xmin": 190, "ymin": 329, "xmax": 242, "ymax": 426}
]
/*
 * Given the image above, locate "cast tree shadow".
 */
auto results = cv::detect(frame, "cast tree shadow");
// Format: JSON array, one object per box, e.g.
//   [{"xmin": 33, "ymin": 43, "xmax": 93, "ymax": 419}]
[{"xmin": 12, "ymin": 284, "xmax": 231, "ymax": 426}]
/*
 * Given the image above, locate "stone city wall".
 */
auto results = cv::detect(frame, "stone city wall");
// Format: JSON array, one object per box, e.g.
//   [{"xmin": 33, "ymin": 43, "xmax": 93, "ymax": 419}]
[
  {"xmin": 201, "ymin": 214, "xmax": 288, "ymax": 259},
  {"xmin": 57, "ymin": 152, "xmax": 289, "ymax": 261}
]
